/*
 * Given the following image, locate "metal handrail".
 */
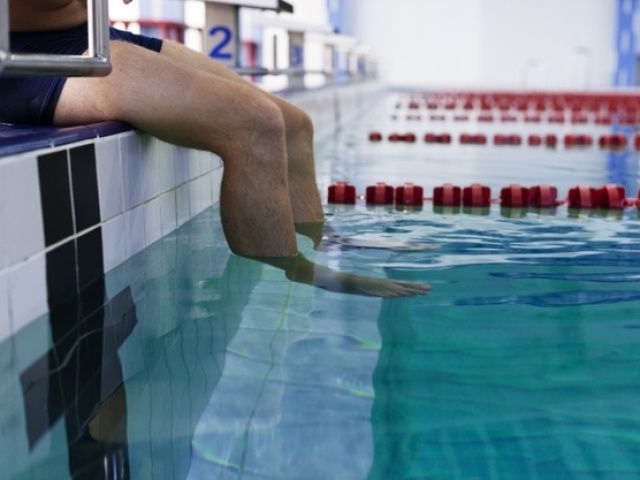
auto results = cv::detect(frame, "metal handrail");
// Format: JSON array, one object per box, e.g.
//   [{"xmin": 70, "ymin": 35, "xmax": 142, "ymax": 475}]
[
  {"xmin": 233, "ymin": 67, "xmax": 330, "ymax": 77},
  {"xmin": 0, "ymin": 0, "xmax": 111, "ymax": 77}
]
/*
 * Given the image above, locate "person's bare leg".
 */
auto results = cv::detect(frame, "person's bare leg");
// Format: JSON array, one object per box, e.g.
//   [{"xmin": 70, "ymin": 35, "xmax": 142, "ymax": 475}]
[
  {"xmin": 53, "ymin": 41, "xmax": 429, "ymax": 297},
  {"xmin": 155, "ymin": 45, "xmax": 435, "ymax": 270},
  {"xmin": 54, "ymin": 41, "xmax": 297, "ymax": 258},
  {"xmin": 158, "ymin": 41, "xmax": 324, "ymax": 225}
]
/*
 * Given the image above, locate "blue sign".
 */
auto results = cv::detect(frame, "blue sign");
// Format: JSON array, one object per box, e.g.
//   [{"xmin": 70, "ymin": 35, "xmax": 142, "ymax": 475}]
[
  {"xmin": 614, "ymin": 0, "xmax": 638, "ymax": 86},
  {"xmin": 326, "ymin": 0, "xmax": 345, "ymax": 33}
]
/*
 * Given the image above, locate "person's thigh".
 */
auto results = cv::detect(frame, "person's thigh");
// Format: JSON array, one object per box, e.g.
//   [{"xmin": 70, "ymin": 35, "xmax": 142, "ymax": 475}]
[
  {"xmin": 158, "ymin": 40, "xmax": 310, "ymax": 128},
  {"xmin": 54, "ymin": 40, "xmax": 282, "ymax": 155}
]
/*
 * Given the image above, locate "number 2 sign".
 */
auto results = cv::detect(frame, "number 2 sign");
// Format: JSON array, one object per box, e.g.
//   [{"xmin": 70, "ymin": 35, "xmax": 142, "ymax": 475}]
[
  {"xmin": 208, "ymin": 26, "xmax": 234, "ymax": 60},
  {"xmin": 204, "ymin": 2, "xmax": 238, "ymax": 67}
]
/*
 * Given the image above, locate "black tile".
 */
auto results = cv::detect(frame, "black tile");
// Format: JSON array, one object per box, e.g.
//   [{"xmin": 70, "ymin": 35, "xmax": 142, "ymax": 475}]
[
  {"xmin": 70, "ymin": 144, "xmax": 101, "ymax": 232},
  {"xmin": 79, "ymin": 279, "xmax": 105, "ymax": 321},
  {"xmin": 49, "ymin": 294, "xmax": 81, "ymax": 357},
  {"xmin": 77, "ymin": 227, "xmax": 104, "ymax": 289},
  {"xmin": 38, "ymin": 150, "xmax": 74, "ymax": 246},
  {"xmin": 19, "ymin": 354, "xmax": 52, "ymax": 448},
  {"xmin": 45, "ymin": 240, "xmax": 77, "ymax": 307}
]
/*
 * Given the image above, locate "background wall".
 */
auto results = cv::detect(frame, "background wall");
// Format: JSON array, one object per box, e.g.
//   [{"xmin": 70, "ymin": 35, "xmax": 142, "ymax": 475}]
[{"xmin": 343, "ymin": 0, "xmax": 618, "ymax": 89}]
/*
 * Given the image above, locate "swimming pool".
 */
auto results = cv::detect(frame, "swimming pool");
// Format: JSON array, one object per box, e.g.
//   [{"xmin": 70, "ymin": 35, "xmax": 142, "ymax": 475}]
[{"xmin": 3, "ymin": 89, "xmax": 640, "ymax": 479}]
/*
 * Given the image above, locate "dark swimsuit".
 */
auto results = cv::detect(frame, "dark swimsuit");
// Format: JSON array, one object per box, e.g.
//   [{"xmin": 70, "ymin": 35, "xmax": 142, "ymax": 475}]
[{"xmin": 0, "ymin": 23, "xmax": 163, "ymax": 125}]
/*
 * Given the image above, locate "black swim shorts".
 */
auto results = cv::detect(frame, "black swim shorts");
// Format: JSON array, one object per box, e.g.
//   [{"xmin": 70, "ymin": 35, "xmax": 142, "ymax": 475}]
[{"xmin": 0, "ymin": 24, "xmax": 163, "ymax": 126}]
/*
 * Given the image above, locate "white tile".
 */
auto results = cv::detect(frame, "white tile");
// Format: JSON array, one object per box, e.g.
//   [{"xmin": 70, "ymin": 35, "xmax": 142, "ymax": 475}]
[
  {"xmin": 190, "ymin": 174, "xmax": 213, "ymax": 217},
  {"xmin": 188, "ymin": 149, "xmax": 202, "ymax": 180},
  {"xmin": 190, "ymin": 177, "xmax": 203, "ymax": 217},
  {"xmin": 103, "ymin": 250, "xmax": 133, "ymax": 301},
  {"xmin": 0, "ymin": 163, "xmax": 5, "ymax": 270},
  {"xmin": 160, "ymin": 191, "xmax": 177, "ymax": 235},
  {"xmin": 0, "ymin": 157, "xmax": 45, "ymax": 269},
  {"xmin": 212, "ymin": 152, "xmax": 223, "ymax": 169},
  {"xmin": 144, "ymin": 197, "xmax": 163, "ymax": 247},
  {"xmin": 0, "ymin": 387, "xmax": 30, "ymax": 478},
  {"xmin": 176, "ymin": 183, "xmax": 191, "ymax": 227},
  {"xmin": 211, "ymin": 166, "xmax": 223, "ymax": 206},
  {"xmin": 157, "ymin": 142, "xmax": 176, "ymax": 194},
  {"xmin": 125, "ymin": 205, "xmax": 146, "ymax": 258},
  {"xmin": 120, "ymin": 134, "xmax": 145, "ymax": 211},
  {"xmin": 12, "ymin": 313, "xmax": 49, "ymax": 374},
  {"xmin": 199, "ymin": 150, "xmax": 210, "ymax": 175},
  {"xmin": 140, "ymin": 136, "xmax": 161, "ymax": 202},
  {"xmin": 102, "ymin": 214, "xmax": 127, "ymax": 273},
  {"xmin": 201, "ymin": 150, "xmax": 219, "ymax": 175},
  {"xmin": 0, "ymin": 270, "xmax": 11, "ymax": 343},
  {"xmin": 96, "ymin": 137, "xmax": 124, "ymax": 222},
  {"xmin": 174, "ymin": 147, "xmax": 190, "ymax": 186},
  {"xmin": 202, "ymin": 173, "xmax": 214, "ymax": 210},
  {"xmin": 9, "ymin": 254, "xmax": 47, "ymax": 334}
]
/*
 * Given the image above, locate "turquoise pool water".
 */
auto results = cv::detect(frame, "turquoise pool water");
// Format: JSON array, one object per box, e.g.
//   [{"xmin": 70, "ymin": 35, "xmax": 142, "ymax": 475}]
[{"xmin": 4, "ymin": 91, "xmax": 640, "ymax": 479}]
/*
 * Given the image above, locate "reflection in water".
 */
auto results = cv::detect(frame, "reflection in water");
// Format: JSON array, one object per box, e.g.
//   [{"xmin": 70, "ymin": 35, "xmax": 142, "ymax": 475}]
[
  {"xmin": 4, "ymin": 208, "xmax": 386, "ymax": 479},
  {"xmin": 11, "ymin": 214, "xmax": 262, "ymax": 479},
  {"xmin": 20, "ymin": 285, "xmax": 137, "ymax": 478}
]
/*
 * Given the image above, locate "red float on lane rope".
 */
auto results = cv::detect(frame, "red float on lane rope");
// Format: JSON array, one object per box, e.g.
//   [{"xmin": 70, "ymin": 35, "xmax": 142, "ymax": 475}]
[
  {"xmin": 599, "ymin": 134, "xmax": 628, "ymax": 149},
  {"xmin": 396, "ymin": 183, "xmax": 424, "ymax": 207},
  {"xmin": 433, "ymin": 184, "xmax": 461, "ymax": 207},
  {"xmin": 528, "ymin": 134, "xmax": 542, "ymax": 146},
  {"xmin": 564, "ymin": 134, "xmax": 592, "ymax": 147},
  {"xmin": 424, "ymin": 133, "xmax": 452, "ymax": 144},
  {"xmin": 500, "ymin": 184, "xmax": 530, "ymax": 207},
  {"xmin": 598, "ymin": 184, "xmax": 626, "ymax": 209},
  {"xmin": 366, "ymin": 183, "xmax": 394, "ymax": 205},
  {"xmin": 460, "ymin": 133, "xmax": 487, "ymax": 145},
  {"xmin": 568, "ymin": 185, "xmax": 599, "ymax": 209},
  {"xmin": 545, "ymin": 134, "xmax": 558, "ymax": 147},
  {"xmin": 387, "ymin": 133, "xmax": 417, "ymax": 143},
  {"xmin": 328, "ymin": 182, "xmax": 356, "ymax": 205},
  {"xmin": 494, "ymin": 134, "xmax": 507, "ymax": 145},
  {"xmin": 463, "ymin": 184, "xmax": 491, "ymax": 207},
  {"xmin": 530, "ymin": 185, "xmax": 558, "ymax": 208},
  {"xmin": 368, "ymin": 132, "xmax": 383, "ymax": 142}
]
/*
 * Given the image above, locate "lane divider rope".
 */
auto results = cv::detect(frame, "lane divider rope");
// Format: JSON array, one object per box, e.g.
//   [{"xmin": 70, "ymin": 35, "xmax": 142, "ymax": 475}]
[{"xmin": 328, "ymin": 182, "xmax": 640, "ymax": 210}]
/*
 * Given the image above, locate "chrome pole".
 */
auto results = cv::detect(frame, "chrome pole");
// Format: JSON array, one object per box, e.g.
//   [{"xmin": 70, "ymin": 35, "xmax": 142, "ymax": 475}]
[
  {"xmin": 0, "ymin": 0, "xmax": 9, "ymax": 75},
  {"xmin": 1, "ymin": 0, "xmax": 112, "ymax": 77}
]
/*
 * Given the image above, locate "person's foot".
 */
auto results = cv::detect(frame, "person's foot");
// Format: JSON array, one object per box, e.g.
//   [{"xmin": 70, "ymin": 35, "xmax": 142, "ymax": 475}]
[
  {"xmin": 309, "ymin": 265, "xmax": 432, "ymax": 297},
  {"xmin": 262, "ymin": 253, "xmax": 431, "ymax": 298}
]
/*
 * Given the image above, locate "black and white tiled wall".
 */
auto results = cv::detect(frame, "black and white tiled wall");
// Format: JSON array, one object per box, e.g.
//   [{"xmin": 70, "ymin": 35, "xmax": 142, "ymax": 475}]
[
  {"xmin": 0, "ymin": 82, "xmax": 383, "ymax": 347},
  {"xmin": 0, "ymin": 82, "xmax": 382, "ymax": 476},
  {"xmin": 0, "ymin": 130, "xmax": 223, "ymax": 345}
]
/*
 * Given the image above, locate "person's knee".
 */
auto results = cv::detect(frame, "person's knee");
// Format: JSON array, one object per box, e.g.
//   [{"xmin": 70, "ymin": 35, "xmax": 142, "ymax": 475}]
[
  {"xmin": 220, "ymin": 97, "xmax": 287, "ymax": 164},
  {"xmin": 250, "ymin": 97, "xmax": 287, "ymax": 140},
  {"xmin": 227, "ymin": 97, "xmax": 287, "ymax": 157},
  {"xmin": 286, "ymin": 106, "xmax": 314, "ymax": 140}
]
